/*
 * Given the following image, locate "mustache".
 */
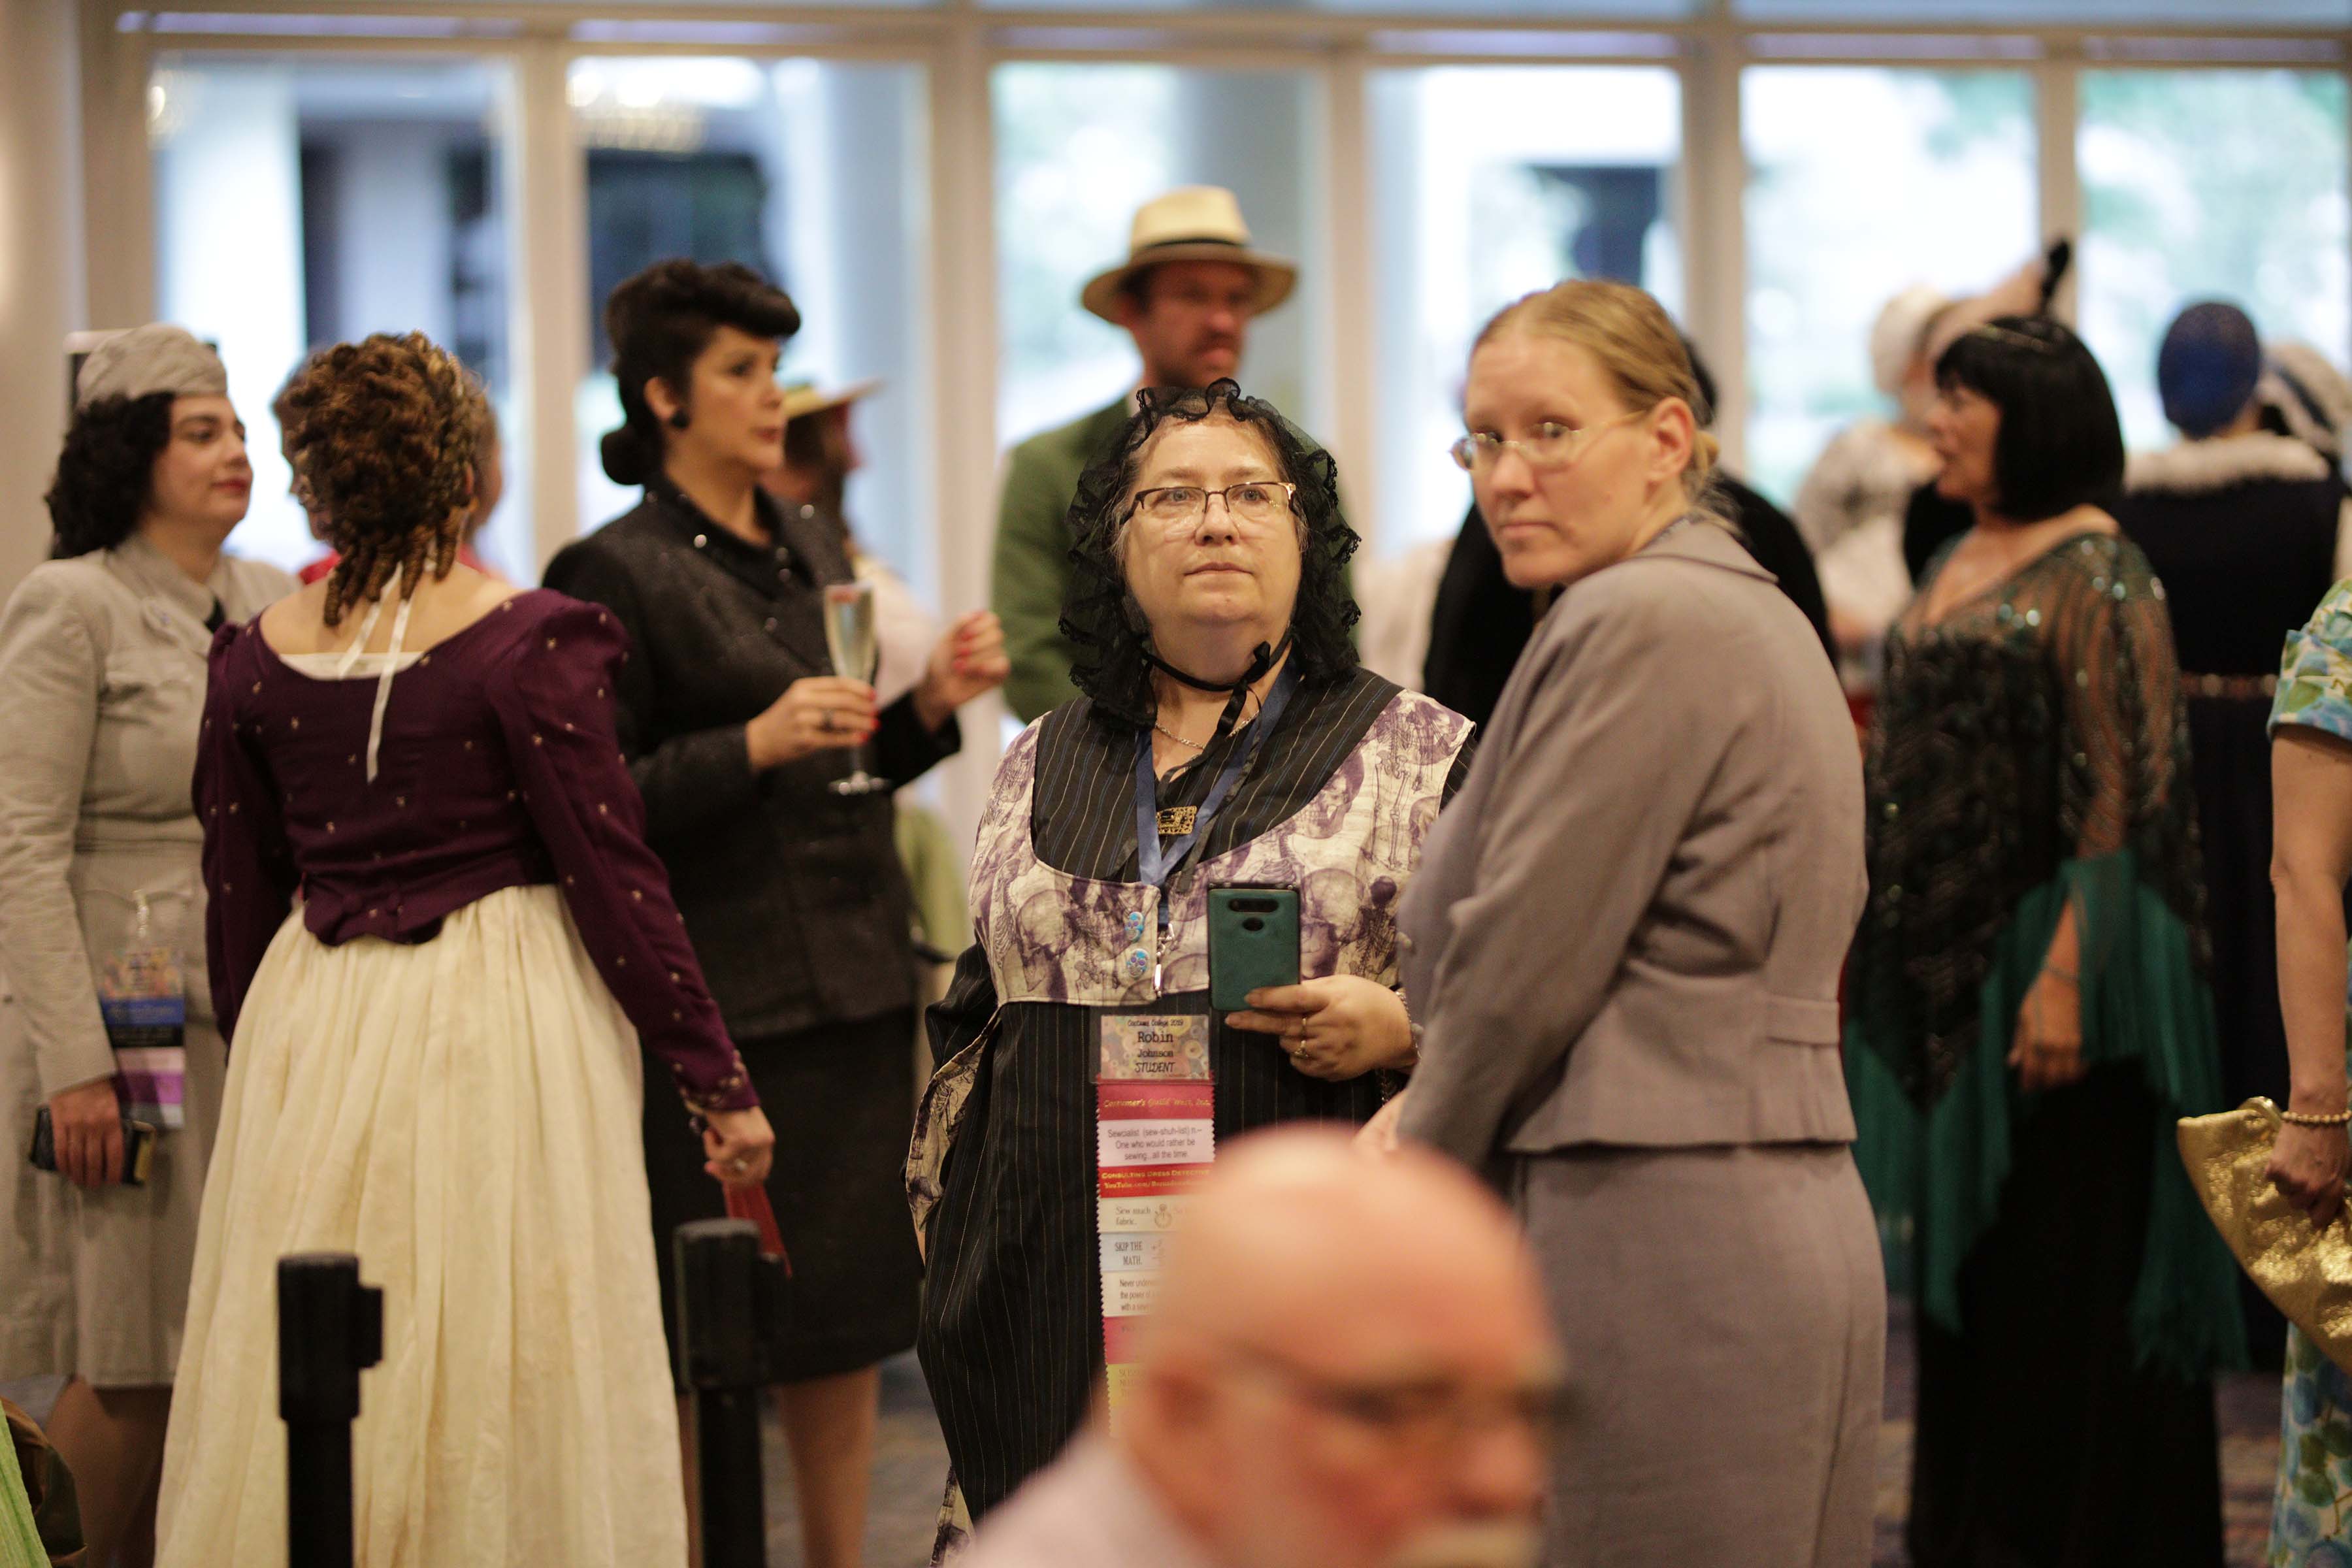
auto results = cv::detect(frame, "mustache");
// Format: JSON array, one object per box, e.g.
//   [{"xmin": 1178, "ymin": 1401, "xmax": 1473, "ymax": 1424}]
[{"xmin": 1379, "ymin": 1520, "xmax": 1541, "ymax": 1568}]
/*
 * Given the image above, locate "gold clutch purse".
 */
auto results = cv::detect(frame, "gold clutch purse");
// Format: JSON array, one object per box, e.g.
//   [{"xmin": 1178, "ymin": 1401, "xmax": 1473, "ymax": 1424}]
[{"xmin": 2178, "ymin": 1096, "xmax": 2352, "ymax": 1371}]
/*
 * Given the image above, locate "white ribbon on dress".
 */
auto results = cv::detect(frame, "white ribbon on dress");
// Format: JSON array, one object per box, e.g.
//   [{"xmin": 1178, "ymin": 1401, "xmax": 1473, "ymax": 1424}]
[{"xmin": 333, "ymin": 564, "xmax": 414, "ymax": 783}]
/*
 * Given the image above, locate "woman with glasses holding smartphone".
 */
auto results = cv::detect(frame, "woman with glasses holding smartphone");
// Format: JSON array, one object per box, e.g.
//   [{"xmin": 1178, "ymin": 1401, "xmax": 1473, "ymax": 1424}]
[
  {"xmin": 1377, "ymin": 280, "xmax": 1882, "ymax": 1565},
  {"xmin": 913, "ymin": 381, "xmax": 1476, "ymax": 1539}
]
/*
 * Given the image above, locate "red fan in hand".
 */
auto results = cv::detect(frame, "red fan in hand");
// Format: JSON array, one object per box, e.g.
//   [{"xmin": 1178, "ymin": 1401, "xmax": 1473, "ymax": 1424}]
[{"xmin": 724, "ymin": 1182, "xmax": 791, "ymax": 1276}]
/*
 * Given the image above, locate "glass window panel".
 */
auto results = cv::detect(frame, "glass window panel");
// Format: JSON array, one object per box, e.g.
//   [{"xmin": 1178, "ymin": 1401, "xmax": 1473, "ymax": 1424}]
[
  {"xmin": 569, "ymin": 58, "xmax": 935, "ymax": 598},
  {"xmin": 534, "ymin": 0, "xmax": 939, "ymax": 6},
  {"xmin": 1742, "ymin": 67, "xmax": 2037, "ymax": 506},
  {"xmin": 1738, "ymin": 0, "xmax": 2351, "ymax": 20},
  {"xmin": 151, "ymin": 55, "xmax": 527, "ymax": 579},
  {"xmin": 992, "ymin": 63, "xmax": 1321, "ymax": 454},
  {"xmin": 990, "ymin": 0, "xmax": 1697, "ymax": 11},
  {"xmin": 1368, "ymin": 65, "xmax": 1683, "ymax": 552},
  {"xmin": 2078, "ymin": 69, "xmax": 2351, "ymax": 451}
]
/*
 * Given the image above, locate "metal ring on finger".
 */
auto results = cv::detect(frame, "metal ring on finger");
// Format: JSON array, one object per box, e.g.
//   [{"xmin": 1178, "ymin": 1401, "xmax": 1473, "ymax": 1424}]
[{"xmin": 820, "ymin": 710, "xmax": 838, "ymax": 732}]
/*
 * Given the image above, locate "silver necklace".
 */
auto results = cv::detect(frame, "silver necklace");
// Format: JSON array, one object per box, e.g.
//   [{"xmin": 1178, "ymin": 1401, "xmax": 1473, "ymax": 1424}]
[{"xmin": 1152, "ymin": 719, "xmax": 1206, "ymax": 753}]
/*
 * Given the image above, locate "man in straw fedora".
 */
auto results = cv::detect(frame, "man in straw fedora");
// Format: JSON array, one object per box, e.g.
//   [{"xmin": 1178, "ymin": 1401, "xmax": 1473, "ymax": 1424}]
[{"xmin": 993, "ymin": 186, "xmax": 1343, "ymax": 722}]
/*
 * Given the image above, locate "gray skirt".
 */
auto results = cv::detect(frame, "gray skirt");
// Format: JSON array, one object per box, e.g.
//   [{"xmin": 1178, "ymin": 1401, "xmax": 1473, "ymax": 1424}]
[
  {"xmin": 0, "ymin": 1002, "xmax": 226, "ymax": 1387},
  {"xmin": 1514, "ymin": 1141, "xmax": 1882, "ymax": 1568}
]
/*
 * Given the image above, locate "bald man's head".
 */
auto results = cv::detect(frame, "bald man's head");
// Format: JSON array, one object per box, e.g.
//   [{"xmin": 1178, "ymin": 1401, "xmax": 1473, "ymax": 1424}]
[{"xmin": 1122, "ymin": 1129, "xmax": 1556, "ymax": 1568}]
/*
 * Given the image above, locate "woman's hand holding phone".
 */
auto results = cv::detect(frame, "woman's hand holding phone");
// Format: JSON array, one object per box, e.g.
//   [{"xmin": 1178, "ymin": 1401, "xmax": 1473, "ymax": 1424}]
[
  {"xmin": 47, "ymin": 1077, "xmax": 125, "ymax": 1189},
  {"xmin": 1226, "ymin": 975, "xmax": 1414, "ymax": 1082}
]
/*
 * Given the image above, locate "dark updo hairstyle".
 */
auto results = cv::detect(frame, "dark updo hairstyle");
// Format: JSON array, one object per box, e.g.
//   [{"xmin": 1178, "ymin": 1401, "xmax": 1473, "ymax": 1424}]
[
  {"xmin": 1933, "ymin": 315, "xmax": 2125, "ymax": 523},
  {"xmin": 46, "ymin": 393, "xmax": 176, "ymax": 558},
  {"xmin": 276, "ymin": 331, "xmax": 482, "ymax": 627},
  {"xmin": 1061, "ymin": 380, "xmax": 1359, "ymax": 730},
  {"xmin": 599, "ymin": 259, "xmax": 801, "ymax": 487}
]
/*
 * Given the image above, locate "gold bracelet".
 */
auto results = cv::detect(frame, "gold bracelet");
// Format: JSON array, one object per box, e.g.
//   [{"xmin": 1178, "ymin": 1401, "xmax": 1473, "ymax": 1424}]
[{"xmin": 2281, "ymin": 1107, "xmax": 2352, "ymax": 1127}]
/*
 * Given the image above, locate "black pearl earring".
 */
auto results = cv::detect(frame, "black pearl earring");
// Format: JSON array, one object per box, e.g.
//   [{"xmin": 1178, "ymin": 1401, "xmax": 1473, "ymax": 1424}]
[{"xmin": 667, "ymin": 409, "xmax": 691, "ymax": 431}]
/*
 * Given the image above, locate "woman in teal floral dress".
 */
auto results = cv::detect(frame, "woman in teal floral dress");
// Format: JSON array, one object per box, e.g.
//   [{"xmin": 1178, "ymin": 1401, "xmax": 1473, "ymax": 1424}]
[{"xmin": 2264, "ymin": 579, "xmax": 2352, "ymax": 1566}]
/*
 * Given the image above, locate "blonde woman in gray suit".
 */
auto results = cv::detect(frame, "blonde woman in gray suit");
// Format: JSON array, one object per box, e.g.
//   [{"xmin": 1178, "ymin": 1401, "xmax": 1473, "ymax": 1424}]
[
  {"xmin": 1379, "ymin": 280, "xmax": 1880, "ymax": 1567},
  {"xmin": 0, "ymin": 327, "xmax": 294, "ymax": 1566}
]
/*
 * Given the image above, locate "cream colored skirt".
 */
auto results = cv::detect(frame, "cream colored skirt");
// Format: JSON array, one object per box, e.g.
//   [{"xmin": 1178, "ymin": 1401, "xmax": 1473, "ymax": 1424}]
[{"xmin": 155, "ymin": 886, "xmax": 687, "ymax": 1568}]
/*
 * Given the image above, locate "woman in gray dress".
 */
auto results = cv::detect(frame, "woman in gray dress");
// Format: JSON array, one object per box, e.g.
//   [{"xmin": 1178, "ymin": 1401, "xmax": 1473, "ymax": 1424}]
[
  {"xmin": 1381, "ymin": 280, "xmax": 1882, "ymax": 1567},
  {"xmin": 0, "ymin": 325, "xmax": 294, "ymax": 1565}
]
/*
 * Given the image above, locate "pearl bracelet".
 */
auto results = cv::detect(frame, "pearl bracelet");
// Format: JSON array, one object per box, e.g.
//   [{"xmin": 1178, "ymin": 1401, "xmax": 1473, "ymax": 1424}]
[{"xmin": 2281, "ymin": 1107, "xmax": 2352, "ymax": 1128}]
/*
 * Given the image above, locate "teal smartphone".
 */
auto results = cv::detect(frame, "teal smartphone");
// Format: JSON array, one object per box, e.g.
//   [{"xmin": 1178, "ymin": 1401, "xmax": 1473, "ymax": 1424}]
[{"xmin": 1207, "ymin": 883, "xmax": 1301, "ymax": 1013}]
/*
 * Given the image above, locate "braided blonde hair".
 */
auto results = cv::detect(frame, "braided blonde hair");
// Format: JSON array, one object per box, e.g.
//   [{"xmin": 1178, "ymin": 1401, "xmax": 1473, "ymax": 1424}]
[{"xmin": 277, "ymin": 331, "xmax": 482, "ymax": 627}]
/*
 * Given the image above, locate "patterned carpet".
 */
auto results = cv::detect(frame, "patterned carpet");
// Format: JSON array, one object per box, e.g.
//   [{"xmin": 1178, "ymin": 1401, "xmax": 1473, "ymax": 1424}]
[
  {"xmin": 5, "ymin": 1312, "xmax": 2295, "ymax": 1566},
  {"xmin": 776, "ymin": 1308, "xmax": 2292, "ymax": 1568},
  {"xmin": 1867, "ymin": 1302, "xmax": 2284, "ymax": 1567}
]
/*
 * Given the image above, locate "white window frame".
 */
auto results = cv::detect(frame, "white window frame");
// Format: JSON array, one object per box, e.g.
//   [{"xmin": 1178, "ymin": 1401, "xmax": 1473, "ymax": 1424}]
[{"xmin": 95, "ymin": 0, "xmax": 2352, "ymax": 838}]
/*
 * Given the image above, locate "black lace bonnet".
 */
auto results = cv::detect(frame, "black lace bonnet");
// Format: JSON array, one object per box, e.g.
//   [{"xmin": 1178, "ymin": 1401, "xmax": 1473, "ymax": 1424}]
[{"xmin": 1060, "ymin": 380, "xmax": 1360, "ymax": 730}]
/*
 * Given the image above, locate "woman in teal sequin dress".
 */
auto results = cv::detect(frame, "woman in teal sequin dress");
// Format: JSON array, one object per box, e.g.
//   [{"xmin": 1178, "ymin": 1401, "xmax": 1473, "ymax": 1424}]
[
  {"xmin": 2263, "ymin": 579, "xmax": 2352, "ymax": 1567},
  {"xmin": 1847, "ymin": 316, "xmax": 2244, "ymax": 1566}
]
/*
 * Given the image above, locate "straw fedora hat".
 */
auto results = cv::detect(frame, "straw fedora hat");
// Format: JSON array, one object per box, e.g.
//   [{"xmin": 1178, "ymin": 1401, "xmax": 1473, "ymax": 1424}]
[
  {"xmin": 783, "ymin": 378, "xmax": 882, "ymax": 422},
  {"xmin": 1080, "ymin": 186, "xmax": 1298, "ymax": 325}
]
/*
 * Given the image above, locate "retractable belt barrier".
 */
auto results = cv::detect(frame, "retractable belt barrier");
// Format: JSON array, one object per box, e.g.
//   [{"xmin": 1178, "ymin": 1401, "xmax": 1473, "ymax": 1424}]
[
  {"xmin": 676, "ymin": 1217, "xmax": 789, "ymax": 1568},
  {"xmin": 278, "ymin": 1252, "xmax": 384, "ymax": 1568}
]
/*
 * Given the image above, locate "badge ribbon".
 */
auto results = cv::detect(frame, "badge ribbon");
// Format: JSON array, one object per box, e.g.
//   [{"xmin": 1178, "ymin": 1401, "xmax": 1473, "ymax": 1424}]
[
  {"xmin": 1096, "ymin": 1018, "xmax": 1213, "ymax": 1425},
  {"xmin": 102, "ymin": 893, "xmax": 186, "ymax": 1130}
]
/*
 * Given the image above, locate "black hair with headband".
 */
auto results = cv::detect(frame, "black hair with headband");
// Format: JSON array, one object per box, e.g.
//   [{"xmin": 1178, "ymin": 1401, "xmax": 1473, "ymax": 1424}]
[
  {"xmin": 1060, "ymin": 380, "xmax": 1359, "ymax": 731},
  {"xmin": 1934, "ymin": 315, "xmax": 2124, "ymax": 524}
]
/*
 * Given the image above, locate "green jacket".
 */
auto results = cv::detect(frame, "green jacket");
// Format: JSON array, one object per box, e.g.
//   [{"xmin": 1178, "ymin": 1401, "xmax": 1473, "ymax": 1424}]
[
  {"xmin": 990, "ymin": 396, "xmax": 1355, "ymax": 723},
  {"xmin": 992, "ymin": 399, "xmax": 1132, "ymax": 723}
]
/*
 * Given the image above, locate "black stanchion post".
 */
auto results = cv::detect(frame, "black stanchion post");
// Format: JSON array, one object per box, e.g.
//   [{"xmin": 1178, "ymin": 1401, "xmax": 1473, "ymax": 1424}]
[
  {"xmin": 279, "ymin": 1252, "xmax": 384, "ymax": 1568},
  {"xmin": 676, "ymin": 1218, "xmax": 769, "ymax": 1568}
]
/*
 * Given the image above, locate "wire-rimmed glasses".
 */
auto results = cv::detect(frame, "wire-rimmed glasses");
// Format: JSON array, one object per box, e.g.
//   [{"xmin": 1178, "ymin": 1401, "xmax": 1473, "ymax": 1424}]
[
  {"xmin": 1448, "ymin": 408, "xmax": 1645, "ymax": 474},
  {"xmin": 1128, "ymin": 480, "xmax": 1299, "ymax": 534}
]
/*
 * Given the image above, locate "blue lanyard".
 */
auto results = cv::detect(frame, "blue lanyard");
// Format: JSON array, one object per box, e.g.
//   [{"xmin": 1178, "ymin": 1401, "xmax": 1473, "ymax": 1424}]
[{"xmin": 1129, "ymin": 664, "xmax": 1299, "ymax": 992}]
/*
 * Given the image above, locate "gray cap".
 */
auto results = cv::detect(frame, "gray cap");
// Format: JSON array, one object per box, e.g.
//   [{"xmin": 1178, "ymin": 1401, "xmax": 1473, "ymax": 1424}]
[{"xmin": 74, "ymin": 324, "xmax": 227, "ymax": 410}]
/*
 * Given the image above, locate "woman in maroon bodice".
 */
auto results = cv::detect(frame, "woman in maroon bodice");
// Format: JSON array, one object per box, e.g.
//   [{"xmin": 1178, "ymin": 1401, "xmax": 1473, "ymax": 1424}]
[{"xmin": 154, "ymin": 331, "xmax": 771, "ymax": 1568}]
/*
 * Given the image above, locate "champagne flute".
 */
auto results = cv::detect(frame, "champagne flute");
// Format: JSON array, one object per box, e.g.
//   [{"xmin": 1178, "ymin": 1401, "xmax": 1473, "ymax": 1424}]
[{"xmin": 824, "ymin": 581, "xmax": 887, "ymax": 796}]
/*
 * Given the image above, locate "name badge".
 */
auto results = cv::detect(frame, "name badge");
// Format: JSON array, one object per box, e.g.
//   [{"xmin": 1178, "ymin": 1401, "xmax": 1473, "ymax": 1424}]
[
  {"xmin": 1098, "ymin": 1013, "xmax": 1210, "ymax": 1082},
  {"xmin": 101, "ymin": 939, "xmax": 186, "ymax": 1131}
]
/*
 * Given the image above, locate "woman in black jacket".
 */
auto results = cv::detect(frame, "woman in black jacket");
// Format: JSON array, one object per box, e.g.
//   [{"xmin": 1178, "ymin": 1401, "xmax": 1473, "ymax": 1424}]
[{"xmin": 546, "ymin": 259, "xmax": 1005, "ymax": 1568}]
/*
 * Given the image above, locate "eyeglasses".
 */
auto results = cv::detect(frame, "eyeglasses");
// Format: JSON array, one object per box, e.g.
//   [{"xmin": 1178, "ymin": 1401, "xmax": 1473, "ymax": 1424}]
[
  {"xmin": 1219, "ymin": 1342, "xmax": 1567, "ymax": 1459},
  {"xmin": 1449, "ymin": 409, "xmax": 1644, "ymax": 474},
  {"xmin": 1128, "ymin": 481, "xmax": 1298, "ymax": 533}
]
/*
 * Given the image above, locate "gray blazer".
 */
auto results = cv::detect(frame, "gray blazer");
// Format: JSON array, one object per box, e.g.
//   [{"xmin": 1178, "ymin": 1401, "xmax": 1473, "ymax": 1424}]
[
  {"xmin": 1396, "ymin": 519, "xmax": 1864, "ymax": 1163},
  {"xmin": 0, "ymin": 536, "xmax": 294, "ymax": 1096}
]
